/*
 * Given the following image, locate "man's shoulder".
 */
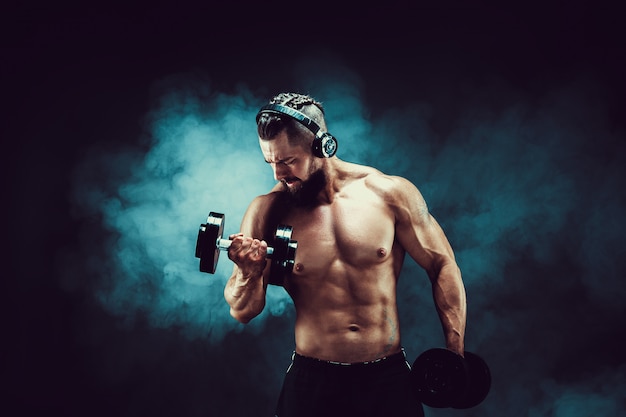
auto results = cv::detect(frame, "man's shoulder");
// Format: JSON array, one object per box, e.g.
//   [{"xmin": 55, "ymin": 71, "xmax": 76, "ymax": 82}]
[
  {"xmin": 350, "ymin": 165, "xmax": 428, "ymax": 219},
  {"xmin": 343, "ymin": 161, "xmax": 416, "ymax": 198},
  {"xmin": 241, "ymin": 190, "xmax": 290, "ymax": 238},
  {"xmin": 247, "ymin": 189, "xmax": 286, "ymax": 213}
]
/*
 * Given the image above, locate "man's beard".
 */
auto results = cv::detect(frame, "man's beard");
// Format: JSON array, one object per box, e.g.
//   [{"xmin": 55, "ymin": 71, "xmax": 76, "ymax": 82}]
[{"xmin": 282, "ymin": 169, "xmax": 327, "ymax": 208}]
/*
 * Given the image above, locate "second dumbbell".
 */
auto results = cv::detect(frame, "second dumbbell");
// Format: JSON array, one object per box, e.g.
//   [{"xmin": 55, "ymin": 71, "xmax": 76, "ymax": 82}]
[{"xmin": 409, "ymin": 348, "xmax": 491, "ymax": 409}]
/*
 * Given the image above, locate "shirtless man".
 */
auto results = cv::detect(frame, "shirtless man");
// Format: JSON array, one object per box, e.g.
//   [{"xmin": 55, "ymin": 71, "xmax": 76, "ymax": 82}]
[{"xmin": 224, "ymin": 93, "xmax": 466, "ymax": 417}]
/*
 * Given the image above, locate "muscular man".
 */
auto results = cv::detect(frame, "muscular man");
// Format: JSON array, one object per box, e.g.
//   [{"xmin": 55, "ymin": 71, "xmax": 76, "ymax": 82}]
[{"xmin": 224, "ymin": 93, "xmax": 466, "ymax": 417}]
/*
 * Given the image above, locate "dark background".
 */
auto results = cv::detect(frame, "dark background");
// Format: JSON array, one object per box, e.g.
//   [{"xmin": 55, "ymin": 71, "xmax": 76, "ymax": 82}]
[{"xmin": 4, "ymin": 1, "xmax": 625, "ymax": 416}]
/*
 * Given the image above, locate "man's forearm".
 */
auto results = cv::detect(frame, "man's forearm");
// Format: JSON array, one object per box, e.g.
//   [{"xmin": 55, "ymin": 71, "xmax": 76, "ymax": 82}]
[
  {"xmin": 431, "ymin": 262, "xmax": 467, "ymax": 355},
  {"xmin": 224, "ymin": 270, "xmax": 266, "ymax": 323}
]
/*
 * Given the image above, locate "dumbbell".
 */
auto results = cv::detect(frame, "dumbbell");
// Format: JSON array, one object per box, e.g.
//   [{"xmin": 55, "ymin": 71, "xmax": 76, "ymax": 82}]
[
  {"xmin": 409, "ymin": 348, "xmax": 491, "ymax": 409},
  {"xmin": 195, "ymin": 212, "xmax": 298, "ymax": 277}
]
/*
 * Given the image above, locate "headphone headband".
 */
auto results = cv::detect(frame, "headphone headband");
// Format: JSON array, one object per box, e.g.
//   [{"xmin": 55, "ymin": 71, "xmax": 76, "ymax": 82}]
[
  {"xmin": 256, "ymin": 103, "xmax": 338, "ymax": 158},
  {"xmin": 257, "ymin": 104, "xmax": 322, "ymax": 136}
]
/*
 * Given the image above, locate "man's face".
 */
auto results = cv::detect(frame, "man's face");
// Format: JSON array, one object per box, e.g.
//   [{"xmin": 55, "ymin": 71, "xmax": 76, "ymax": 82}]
[{"xmin": 259, "ymin": 130, "xmax": 321, "ymax": 195}]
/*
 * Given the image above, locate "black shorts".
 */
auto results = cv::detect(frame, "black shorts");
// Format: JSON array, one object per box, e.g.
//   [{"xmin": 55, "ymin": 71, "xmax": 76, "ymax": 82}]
[{"xmin": 275, "ymin": 349, "xmax": 424, "ymax": 417}]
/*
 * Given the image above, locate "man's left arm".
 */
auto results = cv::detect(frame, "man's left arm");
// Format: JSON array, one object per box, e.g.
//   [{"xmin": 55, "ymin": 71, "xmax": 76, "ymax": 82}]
[{"xmin": 390, "ymin": 176, "xmax": 467, "ymax": 356}]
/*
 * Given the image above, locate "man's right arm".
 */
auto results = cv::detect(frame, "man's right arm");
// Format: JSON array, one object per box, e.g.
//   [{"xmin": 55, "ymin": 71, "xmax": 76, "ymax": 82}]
[{"xmin": 223, "ymin": 196, "xmax": 272, "ymax": 323}]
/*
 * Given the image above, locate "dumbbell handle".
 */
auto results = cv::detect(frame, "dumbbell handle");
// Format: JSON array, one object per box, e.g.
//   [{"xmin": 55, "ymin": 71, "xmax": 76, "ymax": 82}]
[{"xmin": 216, "ymin": 238, "xmax": 275, "ymax": 256}]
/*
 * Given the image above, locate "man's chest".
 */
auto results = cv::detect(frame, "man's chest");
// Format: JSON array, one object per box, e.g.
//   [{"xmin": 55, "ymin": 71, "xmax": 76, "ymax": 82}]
[{"xmin": 282, "ymin": 192, "xmax": 397, "ymax": 271}]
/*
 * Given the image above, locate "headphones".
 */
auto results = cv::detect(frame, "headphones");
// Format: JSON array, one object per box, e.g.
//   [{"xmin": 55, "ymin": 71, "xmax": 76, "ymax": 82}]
[{"xmin": 256, "ymin": 103, "xmax": 338, "ymax": 158}]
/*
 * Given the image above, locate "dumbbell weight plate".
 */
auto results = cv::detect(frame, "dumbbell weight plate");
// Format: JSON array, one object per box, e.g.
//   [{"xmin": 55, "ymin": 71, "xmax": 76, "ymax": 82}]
[
  {"xmin": 269, "ymin": 225, "xmax": 298, "ymax": 282},
  {"xmin": 196, "ymin": 212, "xmax": 224, "ymax": 273},
  {"xmin": 409, "ymin": 348, "xmax": 470, "ymax": 408},
  {"xmin": 451, "ymin": 351, "xmax": 491, "ymax": 409}
]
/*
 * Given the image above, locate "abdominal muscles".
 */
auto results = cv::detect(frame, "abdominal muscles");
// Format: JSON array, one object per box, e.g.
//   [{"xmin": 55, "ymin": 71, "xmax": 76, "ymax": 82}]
[{"xmin": 288, "ymin": 259, "xmax": 402, "ymax": 363}]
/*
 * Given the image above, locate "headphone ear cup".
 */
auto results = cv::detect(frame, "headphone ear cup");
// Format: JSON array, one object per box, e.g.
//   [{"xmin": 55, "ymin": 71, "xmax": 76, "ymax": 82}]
[{"xmin": 312, "ymin": 133, "xmax": 338, "ymax": 158}]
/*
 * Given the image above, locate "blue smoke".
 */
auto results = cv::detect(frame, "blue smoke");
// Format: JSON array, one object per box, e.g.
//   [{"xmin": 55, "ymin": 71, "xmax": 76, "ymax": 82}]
[
  {"xmin": 63, "ymin": 60, "xmax": 625, "ymax": 416},
  {"xmin": 65, "ymin": 76, "xmax": 292, "ymax": 341}
]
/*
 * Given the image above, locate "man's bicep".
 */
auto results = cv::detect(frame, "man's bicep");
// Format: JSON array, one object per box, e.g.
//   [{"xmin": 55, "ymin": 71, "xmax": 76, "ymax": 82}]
[{"xmin": 392, "ymin": 179, "xmax": 454, "ymax": 274}]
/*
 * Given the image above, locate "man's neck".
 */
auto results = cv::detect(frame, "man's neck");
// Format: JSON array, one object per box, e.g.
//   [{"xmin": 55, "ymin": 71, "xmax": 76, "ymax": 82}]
[{"xmin": 316, "ymin": 159, "xmax": 344, "ymax": 205}]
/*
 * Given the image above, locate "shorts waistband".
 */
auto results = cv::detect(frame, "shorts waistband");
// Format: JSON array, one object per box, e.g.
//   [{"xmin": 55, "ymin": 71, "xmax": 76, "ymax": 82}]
[{"xmin": 292, "ymin": 348, "xmax": 407, "ymax": 368}]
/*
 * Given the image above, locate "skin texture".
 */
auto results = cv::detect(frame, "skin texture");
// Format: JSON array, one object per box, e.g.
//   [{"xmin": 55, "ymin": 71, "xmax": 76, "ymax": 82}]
[{"xmin": 224, "ymin": 129, "xmax": 466, "ymax": 363}]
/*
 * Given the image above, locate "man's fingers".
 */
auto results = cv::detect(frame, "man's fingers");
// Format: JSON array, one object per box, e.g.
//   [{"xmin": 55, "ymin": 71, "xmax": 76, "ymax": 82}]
[
  {"xmin": 248, "ymin": 239, "xmax": 268, "ymax": 259},
  {"xmin": 228, "ymin": 235, "xmax": 267, "ymax": 261}
]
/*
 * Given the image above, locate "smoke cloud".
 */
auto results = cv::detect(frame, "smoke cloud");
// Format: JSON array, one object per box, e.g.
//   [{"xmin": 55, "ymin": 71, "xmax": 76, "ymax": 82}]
[
  {"xmin": 64, "ymin": 75, "xmax": 294, "ymax": 342},
  {"xmin": 62, "ymin": 60, "xmax": 625, "ymax": 416}
]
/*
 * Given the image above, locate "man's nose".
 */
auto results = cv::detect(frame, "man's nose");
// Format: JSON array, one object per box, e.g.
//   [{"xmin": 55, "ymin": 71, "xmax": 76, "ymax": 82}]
[{"xmin": 272, "ymin": 163, "xmax": 289, "ymax": 181}]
